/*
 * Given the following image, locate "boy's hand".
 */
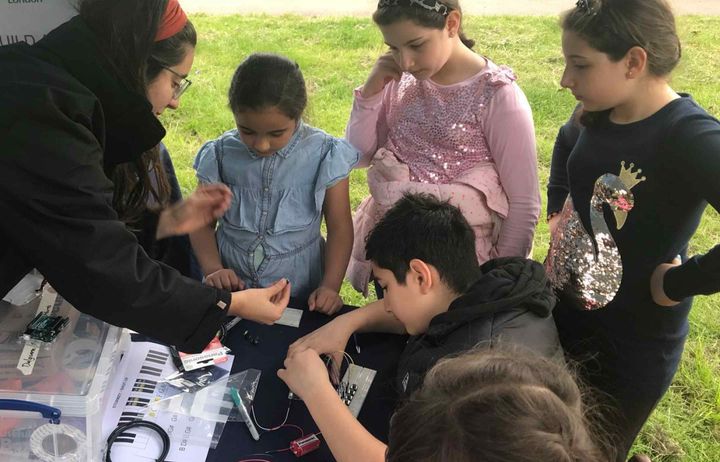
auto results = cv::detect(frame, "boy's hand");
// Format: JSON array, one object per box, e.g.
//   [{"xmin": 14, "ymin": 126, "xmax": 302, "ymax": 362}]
[
  {"xmin": 288, "ymin": 316, "xmax": 354, "ymax": 380},
  {"xmin": 308, "ymin": 286, "xmax": 343, "ymax": 315},
  {"xmin": 204, "ymin": 268, "xmax": 244, "ymax": 291},
  {"xmin": 277, "ymin": 348, "xmax": 334, "ymax": 400},
  {"xmin": 361, "ymin": 52, "xmax": 402, "ymax": 98}
]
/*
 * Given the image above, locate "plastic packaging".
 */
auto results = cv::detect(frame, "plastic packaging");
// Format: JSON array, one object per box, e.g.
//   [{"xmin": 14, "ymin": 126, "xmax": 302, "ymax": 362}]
[
  {"xmin": 0, "ymin": 289, "xmax": 122, "ymax": 462},
  {"xmin": 151, "ymin": 369, "xmax": 260, "ymax": 422}
]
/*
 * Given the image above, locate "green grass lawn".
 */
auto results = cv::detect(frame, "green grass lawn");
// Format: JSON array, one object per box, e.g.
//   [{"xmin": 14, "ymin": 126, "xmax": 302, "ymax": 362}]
[{"xmin": 162, "ymin": 14, "xmax": 720, "ymax": 461}]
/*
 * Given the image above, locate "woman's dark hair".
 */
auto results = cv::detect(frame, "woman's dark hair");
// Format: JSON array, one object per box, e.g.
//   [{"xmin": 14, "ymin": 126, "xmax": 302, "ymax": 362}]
[
  {"xmin": 78, "ymin": 0, "xmax": 196, "ymax": 223},
  {"xmin": 562, "ymin": 0, "xmax": 681, "ymax": 127},
  {"xmin": 228, "ymin": 53, "xmax": 307, "ymax": 120},
  {"xmin": 373, "ymin": 0, "xmax": 475, "ymax": 50},
  {"xmin": 147, "ymin": 21, "xmax": 197, "ymax": 81},
  {"xmin": 386, "ymin": 347, "xmax": 613, "ymax": 462}
]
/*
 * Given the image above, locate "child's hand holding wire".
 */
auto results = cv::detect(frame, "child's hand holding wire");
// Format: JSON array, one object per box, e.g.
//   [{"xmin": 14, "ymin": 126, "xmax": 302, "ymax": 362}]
[
  {"xmin": 287, "ymin": 316, "xmax": 355, "ymax": 381},
  {"xmin": 277, "ymin": 348, "xmax": 336, "ymax": 401}
]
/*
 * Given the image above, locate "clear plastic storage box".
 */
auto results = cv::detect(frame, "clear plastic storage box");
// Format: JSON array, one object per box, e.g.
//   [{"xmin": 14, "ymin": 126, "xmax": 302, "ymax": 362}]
[{"xmin": 0, "ymin": 281, "xmax": 122, "ymax": 462}]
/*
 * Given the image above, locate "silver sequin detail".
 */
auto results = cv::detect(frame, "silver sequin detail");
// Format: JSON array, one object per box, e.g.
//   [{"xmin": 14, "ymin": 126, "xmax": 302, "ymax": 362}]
[{"xmin": 545, "ymin": 168, "xmax": 643, "ymax": 310}]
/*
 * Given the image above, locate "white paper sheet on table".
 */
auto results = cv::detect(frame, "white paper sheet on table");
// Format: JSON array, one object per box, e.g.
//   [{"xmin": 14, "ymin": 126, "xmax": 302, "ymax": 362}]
[
  {"xmin": 223, "ymin": 306, "xmax": 302, "ymax": 332},
  {"xmin": 275, "ymin": 307, "xmax": 303, "ymax": 328},
  {"xmin": 101, "ymin": 337, "xmax": 233, "ymax": 462}
]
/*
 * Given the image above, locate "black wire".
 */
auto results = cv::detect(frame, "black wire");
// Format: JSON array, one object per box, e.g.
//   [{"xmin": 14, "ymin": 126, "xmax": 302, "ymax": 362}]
[{"xmin": 105, "ymin": 420, "xmax": 170, "ymax": 462}]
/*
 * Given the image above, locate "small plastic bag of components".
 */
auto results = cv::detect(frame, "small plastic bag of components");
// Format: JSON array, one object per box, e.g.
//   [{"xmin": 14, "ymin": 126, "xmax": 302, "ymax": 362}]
[
  {"xmin": 150, "ymin": 368, "xmax": 260, "ymax": 423},
  {"xmin": 162, "ymin": 364, "xmax": 230, "ymax": 393},
  {"xmin": 149, "ymin": 369, "xmax": 260, "ymax": 449},
  {"xmin": 224, "ymin": 369, "xmax": 262, "ymax": 423},
  {"xmin": 22, "ymin": 312, "xmax": 69, "ymax": 343}
]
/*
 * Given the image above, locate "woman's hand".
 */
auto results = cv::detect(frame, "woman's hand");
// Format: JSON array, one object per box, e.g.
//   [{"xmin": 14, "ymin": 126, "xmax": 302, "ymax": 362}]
[
  {"xmin": 277, "ymin": 348, "xmax": 334, "ymax": 400},
  {"xmin": 204, "ymin": 268, "xmax": 244, "ymax": 291},
  {"xmin": 308, "ymin": 286, "xmax": 343, "ymax": 315},
  {"xmin": 156, "ymin": 183, "xmax": 232, "ymax": 239},
  {"xmin": 650, "ymin": 257, "xmax": 682, "ymax": 307},
  {"xmin": 361, "ymin": 52, "xmax": 402, "ymax": 98},
  {"xmin": 230, "ymin": 279, "xmax": 291, "ymax": 324}
]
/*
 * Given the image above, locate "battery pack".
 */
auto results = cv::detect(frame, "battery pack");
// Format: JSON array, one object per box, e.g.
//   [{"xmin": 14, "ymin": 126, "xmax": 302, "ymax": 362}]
[{"xmin": 290, "ymin": 434, "xmax": 321, "ymax": 457}]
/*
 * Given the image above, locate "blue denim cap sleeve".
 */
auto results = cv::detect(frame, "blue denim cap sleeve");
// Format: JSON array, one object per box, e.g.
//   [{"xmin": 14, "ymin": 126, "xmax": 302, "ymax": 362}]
[
  {"xmin": 193, "ymin": 139, "xmax": 221, "ymax": 184},
  {"xmin": 315, "ymin": 137, "xmax": 360, "ymax": 191}
]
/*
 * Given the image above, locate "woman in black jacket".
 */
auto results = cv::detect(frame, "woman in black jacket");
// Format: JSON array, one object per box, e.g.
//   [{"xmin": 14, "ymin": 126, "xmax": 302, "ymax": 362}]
[{"xmin": 0, "ymin": 0, "xmax": 290, "ymax": 352}]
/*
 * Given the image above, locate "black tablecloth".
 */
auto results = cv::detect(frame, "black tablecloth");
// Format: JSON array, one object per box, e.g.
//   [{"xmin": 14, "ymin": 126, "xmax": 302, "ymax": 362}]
[{"xmin": 205, "ymin": 303, "xmax": 406, "ymax": 462}]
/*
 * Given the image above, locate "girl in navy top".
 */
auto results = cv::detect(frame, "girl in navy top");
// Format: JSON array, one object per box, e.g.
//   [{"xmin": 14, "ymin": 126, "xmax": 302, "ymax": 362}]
[
  {"xmin": 546, "ymin": 1, "xmax": 720, "ymax": 459},
  {"xmin": 191, "ymin": 54, "xmax": 359, "ymax": 315}
]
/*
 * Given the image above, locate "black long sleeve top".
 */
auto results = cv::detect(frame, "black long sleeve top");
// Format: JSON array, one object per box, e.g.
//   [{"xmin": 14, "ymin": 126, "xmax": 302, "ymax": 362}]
[
  {"xmin": 547, "ymin": 97, "xmax": 720, "ymax": 340},
  {"xmin": 0, "ymin": 16, "xmax": 230, "ymax": 352}
]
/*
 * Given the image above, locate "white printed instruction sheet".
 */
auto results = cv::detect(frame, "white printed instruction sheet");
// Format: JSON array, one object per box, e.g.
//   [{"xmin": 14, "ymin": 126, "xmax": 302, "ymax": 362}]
[{"xmin": 101, "ymin": 337, "xmax": 233, "ymax": 462}]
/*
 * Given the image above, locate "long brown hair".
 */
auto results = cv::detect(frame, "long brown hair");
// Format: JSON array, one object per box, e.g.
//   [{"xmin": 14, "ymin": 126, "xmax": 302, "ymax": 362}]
[
  {"xmin": 373, "ymin": 0, "xmax": 476, "ymax": 50},
  {"xmin": 386, "ymin": 347, "xmax": 612, "ymax": 462},
  {"xmin": 78, "ymin": 0, "xmax": 196, "ymax": 223},
  {"xmin": 562, "ymin": 0, "xmax": 681, "ymax": 127}
]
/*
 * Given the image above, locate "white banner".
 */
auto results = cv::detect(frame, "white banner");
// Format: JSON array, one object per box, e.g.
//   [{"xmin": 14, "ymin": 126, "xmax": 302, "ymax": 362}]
[{"xmin": 0, "ymin": 0, "xmax": 77, "ymax": 47}]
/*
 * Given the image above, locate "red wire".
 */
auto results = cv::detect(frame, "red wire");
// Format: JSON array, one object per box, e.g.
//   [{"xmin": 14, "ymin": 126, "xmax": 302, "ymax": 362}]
[
  {"xmin": 266, "ymin": 421, "xmax": 307, "ymax": 451},
  {"xmin": 238, "ymin": 409, "xmax": 319, "ymax": 460},
  {"xmin": 279, "ymin": 424, "xmax": 305, "ymax": 438}
]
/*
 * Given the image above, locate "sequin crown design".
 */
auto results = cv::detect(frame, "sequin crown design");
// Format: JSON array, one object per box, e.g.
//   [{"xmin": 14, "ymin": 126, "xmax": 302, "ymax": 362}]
[
  {"xmin": 618, "ymin": 161, "xmax": 647, "ymax": 191},
  {"xmin": 377, "ymin": 0, "xmax": 450, "ymax": 16}
]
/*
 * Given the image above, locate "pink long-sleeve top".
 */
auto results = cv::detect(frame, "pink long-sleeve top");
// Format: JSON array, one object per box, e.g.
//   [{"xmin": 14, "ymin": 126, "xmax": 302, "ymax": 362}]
[{"xmin": 345, "ymin": 60, "xmax": 540, "ymax": 294}]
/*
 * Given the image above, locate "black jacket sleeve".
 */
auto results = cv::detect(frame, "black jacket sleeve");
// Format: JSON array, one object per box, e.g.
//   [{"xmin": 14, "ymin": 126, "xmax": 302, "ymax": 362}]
[
  {"xmin": 547, "ymin": 107, "xmax": 582, "ymax": 215},
  {"xmin": 0, "ymin": 85, "xmax": 229, "ymax": 353},
  {"xmin": 663, "ymin": 111, "xmax": 720, "ymax": 301}
]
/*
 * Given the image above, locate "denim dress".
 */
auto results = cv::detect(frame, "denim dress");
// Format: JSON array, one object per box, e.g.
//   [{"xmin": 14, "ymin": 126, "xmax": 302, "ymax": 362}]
[{"xmin": 194, "ymin": 123, "xmax": 359, "ymax": 298}]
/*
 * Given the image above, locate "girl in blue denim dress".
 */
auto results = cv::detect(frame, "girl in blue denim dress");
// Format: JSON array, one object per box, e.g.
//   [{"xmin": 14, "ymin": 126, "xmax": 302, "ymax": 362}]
[{"xmin": 191, "ymin": 53, "xmax": 359, "ymax": 315}]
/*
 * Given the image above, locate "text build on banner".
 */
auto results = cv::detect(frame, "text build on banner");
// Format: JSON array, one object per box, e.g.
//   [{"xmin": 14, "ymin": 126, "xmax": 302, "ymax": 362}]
[{"xmin": 0, "ymin": 0, "xmax": 76, "ymax": 47}]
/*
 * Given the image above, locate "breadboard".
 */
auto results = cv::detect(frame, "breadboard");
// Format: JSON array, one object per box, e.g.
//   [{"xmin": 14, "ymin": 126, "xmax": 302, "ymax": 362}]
[{"xmin": 337, "ymin": 364, "xmax": 375, "ymax": 417}]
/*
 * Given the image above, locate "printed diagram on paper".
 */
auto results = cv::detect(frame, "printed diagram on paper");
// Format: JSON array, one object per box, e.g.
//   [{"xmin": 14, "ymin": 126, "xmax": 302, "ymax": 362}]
[{"xmin": 101, "ymin": 338, "xmax": 233, "ymax": 461}]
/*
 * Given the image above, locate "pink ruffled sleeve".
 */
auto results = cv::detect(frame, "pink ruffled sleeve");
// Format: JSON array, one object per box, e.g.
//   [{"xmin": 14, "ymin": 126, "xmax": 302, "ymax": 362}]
[
  {"xmin": 483, "ymin": 82, "xmax": 540, "ymax": 258},
  {"xmin": 345, "ymin": 85, "xmax": 391, "ymax": 168}
]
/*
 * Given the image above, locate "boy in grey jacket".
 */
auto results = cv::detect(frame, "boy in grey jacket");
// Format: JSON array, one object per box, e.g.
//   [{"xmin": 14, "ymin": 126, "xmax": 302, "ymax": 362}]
[{"xmin": 277, "ymin": 193, "xmax": 561, "ymax": 462}]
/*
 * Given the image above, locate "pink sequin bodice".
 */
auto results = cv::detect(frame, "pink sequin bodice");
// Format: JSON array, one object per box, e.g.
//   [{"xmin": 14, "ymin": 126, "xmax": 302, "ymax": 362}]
[{"xmin": 384, "ymin": 64, "xmax": 517, "ymax": 183}]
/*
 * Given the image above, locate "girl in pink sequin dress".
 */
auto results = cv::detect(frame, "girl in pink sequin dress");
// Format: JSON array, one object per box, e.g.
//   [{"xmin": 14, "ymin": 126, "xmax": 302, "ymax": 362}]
[{"xmin": 346, "ymin": 0, "xmax": 541, "ymax": 295}]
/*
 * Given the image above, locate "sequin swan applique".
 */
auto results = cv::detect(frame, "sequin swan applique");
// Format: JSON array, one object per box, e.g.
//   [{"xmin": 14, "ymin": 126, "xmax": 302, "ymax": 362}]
[{"xmin": 545, "ymin": 161, "xmax": 646, "ymax": 310}]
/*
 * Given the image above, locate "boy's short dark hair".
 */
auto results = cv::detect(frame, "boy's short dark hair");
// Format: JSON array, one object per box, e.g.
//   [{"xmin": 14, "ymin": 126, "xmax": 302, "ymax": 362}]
[{"xmin": 365, "ymin": 193, "xmax": 479, "ymax": 294}]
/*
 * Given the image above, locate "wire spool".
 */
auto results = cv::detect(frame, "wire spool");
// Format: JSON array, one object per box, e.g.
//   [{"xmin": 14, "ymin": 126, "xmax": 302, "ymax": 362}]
[{"xmin": 29, "ymin": 423, "xmax": 86, "ymax": 462}]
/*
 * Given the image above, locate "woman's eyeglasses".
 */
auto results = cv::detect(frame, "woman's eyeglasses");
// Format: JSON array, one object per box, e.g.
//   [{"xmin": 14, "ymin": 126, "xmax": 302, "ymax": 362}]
[{"xmin": 163, "ymin": 66, "xmax": 192, "ymax": 100}]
